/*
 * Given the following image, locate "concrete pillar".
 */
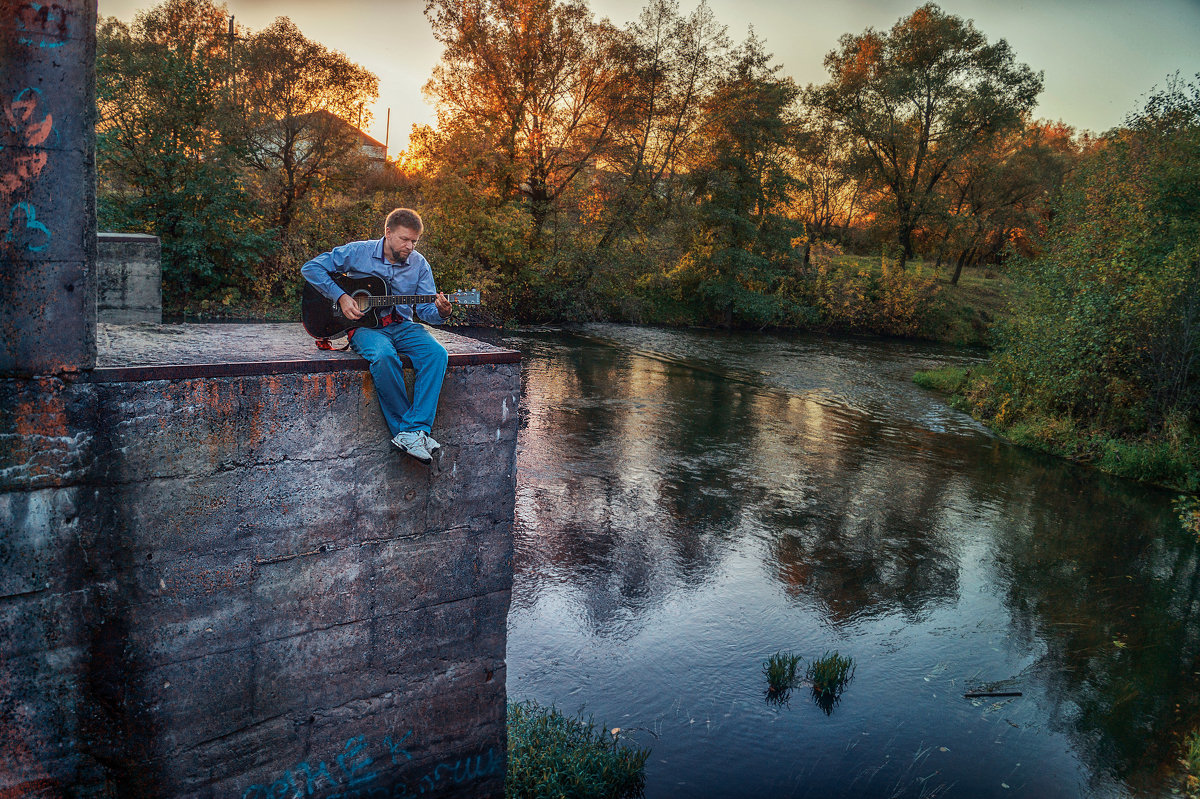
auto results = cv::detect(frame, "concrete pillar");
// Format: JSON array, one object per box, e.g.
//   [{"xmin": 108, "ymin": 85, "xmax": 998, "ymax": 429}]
[
  {"xmin": 0, "ymin": 0, "xmax": 98, "ymax": 375},
  {"xmin": 0, "ymin": 4, "xmax": 102, "ymax": 796}
]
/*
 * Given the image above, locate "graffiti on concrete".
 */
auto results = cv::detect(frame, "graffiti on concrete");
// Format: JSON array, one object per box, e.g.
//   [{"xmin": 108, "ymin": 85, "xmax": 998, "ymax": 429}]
[
  {"xmin": 14, "ymin": 1, "xmax": 71, "ymax": 48},
  {"xmin": 240, "ymin": 730, "xmax": 501, "ymax": 799},
  {"xmin": 7, "ymin": 202, "xmax": 50, "ymax": 253},
  {"xmin": 0, "ymin": 86, "xmax": 55, "ymax": 256}
]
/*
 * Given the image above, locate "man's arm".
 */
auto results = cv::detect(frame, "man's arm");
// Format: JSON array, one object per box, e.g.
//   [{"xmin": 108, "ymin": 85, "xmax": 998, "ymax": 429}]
[
  {"xmin": 302, "ymin": 244, "xmax": 366, "ymax": 321},
  {"xmin": 300, "ymin": 245, "xmax": 353, "ymax": 303}
]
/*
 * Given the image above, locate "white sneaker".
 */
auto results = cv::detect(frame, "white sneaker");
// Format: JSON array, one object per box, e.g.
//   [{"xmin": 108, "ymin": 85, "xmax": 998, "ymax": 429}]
[
  {"xmin": 422, "ymin": 432, "xmax": 442, "ymax": 456},
  {"xmin": 392, "ymin": 431, "xmax": 432, "ymax": 464}
]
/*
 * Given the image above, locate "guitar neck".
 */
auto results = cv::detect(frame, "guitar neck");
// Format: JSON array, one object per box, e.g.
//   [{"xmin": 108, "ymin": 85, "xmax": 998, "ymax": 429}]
[{"xmin": 363, "ymin": 294, "xmax": 441, "ymax": 308}]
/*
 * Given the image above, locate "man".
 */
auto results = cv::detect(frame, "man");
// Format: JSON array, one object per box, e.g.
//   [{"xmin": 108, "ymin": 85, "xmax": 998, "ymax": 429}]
[{"xmin": 301, "ymin": 208, "xmax": 451, "ymax": 465}]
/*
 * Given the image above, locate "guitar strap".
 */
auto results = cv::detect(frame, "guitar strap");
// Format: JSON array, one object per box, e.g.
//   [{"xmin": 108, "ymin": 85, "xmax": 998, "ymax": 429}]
[{"xmin": 313, "ymin": 308, "xmax": 399, "ymax": 351}]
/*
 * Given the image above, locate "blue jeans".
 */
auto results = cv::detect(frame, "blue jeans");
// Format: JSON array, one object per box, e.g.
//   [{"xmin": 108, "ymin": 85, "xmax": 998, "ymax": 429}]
[{"xmin": 350, "ymin": 321, "xmax": 448, "ymax": 436}]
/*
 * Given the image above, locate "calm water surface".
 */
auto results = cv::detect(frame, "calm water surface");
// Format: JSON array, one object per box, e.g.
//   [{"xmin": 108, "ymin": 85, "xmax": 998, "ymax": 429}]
[{"xmin": 504, "ymin": 323, "xmax": 1198, "ymax": 799}]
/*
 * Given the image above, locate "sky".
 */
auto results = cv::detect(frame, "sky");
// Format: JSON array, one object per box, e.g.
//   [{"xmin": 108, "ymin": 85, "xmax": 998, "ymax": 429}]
[{"xmin": 97, "ymin": 0, "xmax": 1200, "ymax": 156}]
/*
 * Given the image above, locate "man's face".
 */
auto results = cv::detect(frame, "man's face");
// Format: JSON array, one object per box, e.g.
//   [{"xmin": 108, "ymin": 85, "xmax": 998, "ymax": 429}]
[{"xmin": 384, "ymin": 225, "xmax": 420, "ymax": 263}]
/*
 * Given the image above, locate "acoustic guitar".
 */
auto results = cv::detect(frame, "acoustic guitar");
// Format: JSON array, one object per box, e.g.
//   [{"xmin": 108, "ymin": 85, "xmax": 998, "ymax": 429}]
[{"xmin": 302, "ymin": 272, "xmax": 481, "ymax": 340}]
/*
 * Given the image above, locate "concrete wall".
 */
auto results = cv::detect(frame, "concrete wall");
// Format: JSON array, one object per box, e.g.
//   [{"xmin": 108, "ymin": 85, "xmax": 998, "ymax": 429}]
[
  {"xmin": 97, "ymin": 233, "xmax": 161, "ymax": 324},
  {"xmin": 2, "ymin": 356, "xmax": 519, "ymax": 798}
]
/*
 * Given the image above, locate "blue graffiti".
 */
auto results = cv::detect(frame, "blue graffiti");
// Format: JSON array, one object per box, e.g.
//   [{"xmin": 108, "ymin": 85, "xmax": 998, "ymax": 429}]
[
  {"xmin": 383, "ymin": 731, "xmax": 413, "ymax": 765},
  {"xmin": 336, "ymin": 735, "xmax": 377, "ymax": 788},
  {"xmin": 7, "ymin": 203, "xmax": 50, "ymax": 253},
  {"xmin": 241, "ymin": 731, "xmax": 500, "ymax": 799}
]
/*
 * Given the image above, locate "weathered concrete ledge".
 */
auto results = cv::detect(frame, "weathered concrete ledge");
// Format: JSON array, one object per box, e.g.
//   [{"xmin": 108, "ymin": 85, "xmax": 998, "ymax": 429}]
[
  {"xmin": 1, "ymin": 323, "xmax": 520, "ymax": 798},
  {"xmin": 91, "ymin": 322, "xmax": 521, "ymax": 381}
]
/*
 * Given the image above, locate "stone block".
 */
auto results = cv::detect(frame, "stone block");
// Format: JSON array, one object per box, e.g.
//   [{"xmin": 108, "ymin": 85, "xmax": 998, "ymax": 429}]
[
  {"xmin": 115, "ymin": 591, "xmax": 508, "ymax": 797},
  {"xmin": 2, "ymin": 324, "xmax": 518, "ymax": 797},
  {"xmin": 428, "ymin": 439, "xmax": 518, "ymax": 530},
  {"xmin": 97, "ymin": 233, "xmax": 161, "ymax": 324},
  {"xmin": 436, "ymin": 363, "xmax": 521, "ymax": 448}
]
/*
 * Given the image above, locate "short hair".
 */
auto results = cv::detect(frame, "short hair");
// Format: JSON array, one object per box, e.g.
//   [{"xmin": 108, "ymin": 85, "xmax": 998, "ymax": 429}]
[{"xmin": 385, "ymin": 208, "xmax": 423, "ymax": 234}]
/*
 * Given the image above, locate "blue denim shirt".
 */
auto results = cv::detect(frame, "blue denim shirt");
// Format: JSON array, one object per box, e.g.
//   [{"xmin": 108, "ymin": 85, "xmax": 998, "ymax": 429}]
[{"xmin": 300, "ymin": 238, "xmax": 444, "ymax": 325}]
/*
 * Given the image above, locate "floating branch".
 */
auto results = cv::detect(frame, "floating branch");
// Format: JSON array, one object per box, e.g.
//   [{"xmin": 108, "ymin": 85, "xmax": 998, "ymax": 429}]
[{"xmin": 963, "ymin": 691, "xmax": 1022, "ymax": 698}]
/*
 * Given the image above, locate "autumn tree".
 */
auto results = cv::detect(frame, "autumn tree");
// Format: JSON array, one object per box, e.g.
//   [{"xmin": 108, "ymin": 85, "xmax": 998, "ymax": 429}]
[
  {"xmin": 424, "ymin": 0, "xmax": 627, "ymax": 237},
  {"xmin": 96, "ymin": 0, "xmax": 272, "ymax": 307},
  {"xmin": 237, "ymin": 18, "xmax": 379, "ymax": 250},
  {"xmin": 790, "ymin": 109, "xmax": 869, "ymax": 269},
  {"xmin": 680, "ymin": 34, "xmax": 803, "ymax": 327},
  {"xmin": 591, "ymin": 0, "xmax": 729, "ymax": 250},
  {"xmin": 401, "ymin": 122, "xmax": 534, "ymax": 317},
  {"xmin": 806, "ymin": 3, "xmax": 1042, "ymax": 268},
  {"xmin": 932, "ymin": 120, "xmax": 1077, "ymax": 283}
]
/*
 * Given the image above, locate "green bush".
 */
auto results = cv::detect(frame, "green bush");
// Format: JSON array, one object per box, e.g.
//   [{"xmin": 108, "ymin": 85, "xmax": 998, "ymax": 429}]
[
  {"xmin": 506, "ymin": 700, "xmax": 649, "ymax": 799},
  {"xmin": 1182, "ymin": 730, "xmax": 1200, "ymax": 797},
  {"xmin": 945, "ymin": 78, "xmax": 1200, "ymax": 494},
  {"xmin": 985, "ymin": 78, "xmax": 1200, "ymax": 438}
]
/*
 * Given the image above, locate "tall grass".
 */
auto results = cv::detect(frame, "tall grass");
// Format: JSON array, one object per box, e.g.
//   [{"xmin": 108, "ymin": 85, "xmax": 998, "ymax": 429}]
[
  {"xmin": 763, "ymin": 651, "xmax": 802, "ymax": 700},
  {"xmin": 507, "ymin": 700, "xmax": 649, "ymax": 799}
]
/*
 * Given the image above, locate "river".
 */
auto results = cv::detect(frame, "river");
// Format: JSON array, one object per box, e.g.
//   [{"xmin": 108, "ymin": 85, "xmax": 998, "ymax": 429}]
[{"xmin": 504, "ymin": 323, "xmax": 1197, "ymax": 799}]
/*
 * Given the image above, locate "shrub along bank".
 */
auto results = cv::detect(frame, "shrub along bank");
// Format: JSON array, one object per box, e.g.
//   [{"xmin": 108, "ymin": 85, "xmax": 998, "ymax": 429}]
[{"xmin": 914, "ymin": 79, "xmax": 1200, "ymax": 495}]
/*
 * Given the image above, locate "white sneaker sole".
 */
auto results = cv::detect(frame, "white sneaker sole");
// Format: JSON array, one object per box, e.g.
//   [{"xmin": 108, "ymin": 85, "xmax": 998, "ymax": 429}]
[{"xmin": 392, "ymin": 439, "xmax": 432, "ymax": 464}]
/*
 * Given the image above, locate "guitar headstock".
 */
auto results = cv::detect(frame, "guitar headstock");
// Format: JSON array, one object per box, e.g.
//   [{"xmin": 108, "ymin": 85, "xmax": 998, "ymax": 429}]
[{"xmin": 448, "ymin": 289, "xmax": 481, "ymax": 305}]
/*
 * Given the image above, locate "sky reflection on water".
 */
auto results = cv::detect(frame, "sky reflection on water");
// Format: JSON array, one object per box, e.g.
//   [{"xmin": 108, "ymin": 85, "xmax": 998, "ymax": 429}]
[{"xmin": 505, "ymin": 324, "xmax": 1196, "ymax": 799}]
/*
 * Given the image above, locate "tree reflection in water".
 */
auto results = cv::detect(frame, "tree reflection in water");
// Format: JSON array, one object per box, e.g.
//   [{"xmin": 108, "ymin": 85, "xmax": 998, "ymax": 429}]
[{"xmin": 509, "ymin": 324, "xmax": 1198, "ymax": 798}]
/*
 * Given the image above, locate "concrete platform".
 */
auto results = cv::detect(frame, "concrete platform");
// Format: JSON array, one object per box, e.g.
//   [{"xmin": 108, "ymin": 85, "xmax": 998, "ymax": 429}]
[
  {"xmin": 3, "ymin": 320, "xmax": 520, "ymax": 797},
  {"xmin": 93, "ymin": 322, "xmax": 520, "ymax": 382}
]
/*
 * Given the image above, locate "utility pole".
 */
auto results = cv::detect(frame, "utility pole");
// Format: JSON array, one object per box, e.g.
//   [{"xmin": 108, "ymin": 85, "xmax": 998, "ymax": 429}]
[
  {"xmin": 227, "ymin": 15, "xmax": 239, "ymax": 106},
  {"xmin": 385, "ymin": 108, "xmax": 390, "ymax": 160}
]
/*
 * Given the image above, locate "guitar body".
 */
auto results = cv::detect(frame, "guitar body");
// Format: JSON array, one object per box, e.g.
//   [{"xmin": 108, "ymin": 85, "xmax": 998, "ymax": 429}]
[
  {"xmin": 301, "ymin": 273, "xmax": 482, "ymax": 341},
  {"xmin": 302, "ymin": 272, "xmax": 389, "ymax": 339}
]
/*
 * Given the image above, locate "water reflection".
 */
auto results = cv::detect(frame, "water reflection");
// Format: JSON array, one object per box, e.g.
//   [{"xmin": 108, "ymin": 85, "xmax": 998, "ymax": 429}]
[{"xmin": 507, "ymin": 324, "xmax": 1196, "ymax": 798}]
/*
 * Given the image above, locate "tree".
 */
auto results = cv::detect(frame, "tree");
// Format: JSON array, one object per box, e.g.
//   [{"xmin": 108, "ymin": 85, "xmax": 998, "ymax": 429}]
[
  {"xmin": 96, "ymin": 0, "xmax": 272, "ymax": 307},
  {"xmin": 401, "ymin": 122, "xmax": 533, "ymax": 318},
  {"xmin": 237, "ymin": 18, "xmax": 379, "ymax": 249},
  {"xmin": 933, "ymin": 120, "xmax": 1078, "ymax": 284},
  {"xmin": 806, "ymin": 3, "xmax": 1042, "ymax": 268},
  {"xmin": 424, "ymin": 0, "xmax": 627, "ymax": 237},
  {"xmin": 591, "ymin": 0, "xmax": 729, "ymax": 250},
  {"xmin": 680, "ymin": 33, "xmax": 803, "ymax": 327},
  {"xmin": 790, "ymin": 108, "xmax": 869, "ymax": 269}
]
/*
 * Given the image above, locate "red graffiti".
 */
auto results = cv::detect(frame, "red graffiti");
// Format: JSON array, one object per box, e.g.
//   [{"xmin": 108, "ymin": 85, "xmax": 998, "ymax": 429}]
[
  {"xmin": 1, "ymin": 87, "xmax": 54, "ymax": 254},
  {"xmin": 0, "ymin": 88, "xmax": 52, "ymax": 200},
  {"xmin": 15, "ymin": 1, "xmax": 71, "ymax": 48}
]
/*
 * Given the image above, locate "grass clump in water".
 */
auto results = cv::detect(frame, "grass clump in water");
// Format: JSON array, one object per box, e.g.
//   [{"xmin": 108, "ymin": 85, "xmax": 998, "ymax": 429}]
[
  {"xmin": 763, "ymin": 651, "xmax": 803, "ymax": 700},
  {"xmin": 807, "ymin": 650, "xmax": 856, "ymax": 708},
  {"xmin": 507, "ymin": 700, "xmax": 649, "ymax": 799}
]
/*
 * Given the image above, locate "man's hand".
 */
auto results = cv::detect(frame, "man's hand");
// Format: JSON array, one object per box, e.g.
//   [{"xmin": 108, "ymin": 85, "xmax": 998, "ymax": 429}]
[
  {"xmin": 338, "ymin": 294, "xmax": 364, "ymax": 320},
  {"xmin": 435, "ymin": 292, "xmax": 452, "ymax": 319}
]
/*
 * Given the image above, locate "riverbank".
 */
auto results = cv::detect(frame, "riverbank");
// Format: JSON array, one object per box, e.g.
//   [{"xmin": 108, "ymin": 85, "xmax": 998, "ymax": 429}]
[
  {"xmin": 814, "ymin": 255, "xmax": 1013, "ymax": 347},
  {"xmin": 913, "ymin": 364, "xmax": 1200, "ymax": 494},
  {"xmin": 185, "ymin": 255, "xmax": 1014, "ymax": 348}
]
